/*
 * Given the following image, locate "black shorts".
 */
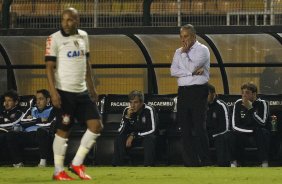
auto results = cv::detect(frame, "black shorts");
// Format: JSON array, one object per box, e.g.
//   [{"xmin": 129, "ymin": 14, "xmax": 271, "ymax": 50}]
[{"xmin": 55, "ymin": 89, "xmax": 101, "ymax": 131}]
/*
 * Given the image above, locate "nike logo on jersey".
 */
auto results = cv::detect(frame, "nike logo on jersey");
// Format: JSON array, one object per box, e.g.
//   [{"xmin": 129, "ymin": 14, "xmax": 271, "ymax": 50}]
[{"xmin": 63, "ymin": 42, "xmax": 69, "ymax": 45}]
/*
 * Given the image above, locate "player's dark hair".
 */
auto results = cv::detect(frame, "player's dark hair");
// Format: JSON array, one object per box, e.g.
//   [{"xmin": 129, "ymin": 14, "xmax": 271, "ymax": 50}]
[
  {"xmin": 241, "ymin": 82, "xmax": 257, "ymax": 93},
  {"xmin": 36, "ymin": 89, "xmax": 51, "ymax": 99},
  {"xmin": 3, "ymin": 89, "xmax": 19, "ymax": 102}
]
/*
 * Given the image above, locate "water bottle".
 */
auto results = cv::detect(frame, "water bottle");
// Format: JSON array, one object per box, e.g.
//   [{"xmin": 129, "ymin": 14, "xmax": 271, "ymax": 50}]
[{"xmin": 271, "ymin": 115, "xmax": 277, "ymax": 132}]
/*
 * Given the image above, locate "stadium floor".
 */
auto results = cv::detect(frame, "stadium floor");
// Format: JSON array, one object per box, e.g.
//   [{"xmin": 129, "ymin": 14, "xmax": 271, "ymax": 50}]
[{"xmin": 0, "ymin": 166, "xmax": 282, "ymax": 184}]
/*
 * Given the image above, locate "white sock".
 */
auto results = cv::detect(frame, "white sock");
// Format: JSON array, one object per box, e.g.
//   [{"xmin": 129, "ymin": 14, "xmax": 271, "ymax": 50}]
[
  {"xmin": 262, "ymin": 160, "xmax": 269, "ymax": 167},
  {"xmin": 39, "ymin": 159, "xmax": 46, "ymax": 166},
  {"xmin": 53, "ymin": 134, "xmax": 68, "ymax": 174},
  {"xmin": 72, "ymin": 129, "xmax": 100, "ymax": 166},
  {"xmin": 230, "ymin": 160, "xmax": 237, "ymax": 167}
]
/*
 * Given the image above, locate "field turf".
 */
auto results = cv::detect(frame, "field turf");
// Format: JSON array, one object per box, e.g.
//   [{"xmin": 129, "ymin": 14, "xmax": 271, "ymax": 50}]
[{"xmin": 0, "ymin": 166, "xmax": 282, "ymax": 184}]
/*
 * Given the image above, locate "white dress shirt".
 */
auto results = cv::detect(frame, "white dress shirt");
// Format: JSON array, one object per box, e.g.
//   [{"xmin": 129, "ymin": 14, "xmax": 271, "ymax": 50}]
[{"xmin": 170, "ymin": 41, "xmax": 210, "ymax": 86}]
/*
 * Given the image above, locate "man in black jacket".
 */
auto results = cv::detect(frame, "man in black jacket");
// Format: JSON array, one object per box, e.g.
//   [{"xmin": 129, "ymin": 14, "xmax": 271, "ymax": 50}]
[
  {"xmin": 112, "ymin": 90, "xmax": 157, "ymax": 166},
  {"xmin": 206, "ymin": 84, "xmax": 230, "ymax": 166},
  {"xmin": 0, "ymin": 90, "xmax": 23, "ymax": 165},
  {"xmin": 231, "ymin": 82, "xmax": 270, "ymax": 167}
]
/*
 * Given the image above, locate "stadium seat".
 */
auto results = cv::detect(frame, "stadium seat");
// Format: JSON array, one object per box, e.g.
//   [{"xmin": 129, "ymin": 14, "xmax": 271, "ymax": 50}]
[
  {"xmin": 59, "ymin": 3, "xmax": 85, "ymax": 13},
  {"xmin": 217, "ymin": 0, "xmax": 243, "ymax": 13},
  {"xmin": 205, "ymin": 0, "xmax": 219, "ymax": 14},
  {"xmin": 274, "ymin": 0, "xmax": 282, "ymax": 13},
  {"xmin": 10, "ymin": 2, "xmax": 33, "ymax": 15},
  {"xmin": 101, "ymin": 94, "xmax": 128, "ymax": 133},
  {"xmin": 191, "ymin": 0, "xmax": 205, "ymax": 14},
  {"xmin": 181, "ymin": 1, "xmax": 190, "ymax": 14},
  {"xmin": 95, "ymin": 94, "xmax": 128, "ymax": 165},
  {"xmin": 163, "ymin": 2, "xmax": 178, "ymax": 14},
  {"xmin": 147, "ymin": 94, "xmax": 178, "ymax": 164},
  {"xmin": 111, "ymin": 1, "xmax": 122, "ymax": 14},
  {"xmin": 150, "ymin": 2, "xmax": 164, "ymax": 14},
  {"xmin": 122, "ymin": 2, "xmax": 138, "ymax": 14},
  {"xmin": 96, "ymin": 2, "xmax": 112, "ymax": 14},
  {"xmin": 242, "ymin": 0, "xmax": 264, "ymax": 12},
  {"xmin": 34, "ymin": 3, "xmax": 59, "ymax": 16}
]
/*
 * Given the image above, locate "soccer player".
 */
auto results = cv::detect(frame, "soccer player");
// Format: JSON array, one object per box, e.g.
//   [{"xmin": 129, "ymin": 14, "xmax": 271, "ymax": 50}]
[{"xmin": 45, "ymin": 8, "xmax": 103, "ymax": 180}]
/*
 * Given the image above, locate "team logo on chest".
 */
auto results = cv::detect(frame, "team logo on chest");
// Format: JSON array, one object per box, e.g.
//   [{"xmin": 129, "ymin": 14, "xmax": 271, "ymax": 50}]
[
  {"xmin": 66, "ymin": 39, "xmax": 85, "ymax": 58},
  {"xmin": 62, "ymin": 114, "xmax": 71, "ymax": 125}
]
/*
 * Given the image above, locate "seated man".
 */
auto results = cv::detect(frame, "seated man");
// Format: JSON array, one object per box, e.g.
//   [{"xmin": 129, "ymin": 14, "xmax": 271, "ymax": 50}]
[
  {"xmin": 7, "ymin": 89, "xmax": 56, "ymax": 167},
  {"xmin": 112, "ymin": 90, "xmax": 157, "ymax": 166},
  {"xmin": 231, "ymin": 82, "xmax": 270, "ymax": 167},
  {"xmin": 206, "ymin": 84, "xmax": 230, "ymax": 166},
  {"xmin": 0, "ymin": 90, "xmax": 23, "ymax": 164}
]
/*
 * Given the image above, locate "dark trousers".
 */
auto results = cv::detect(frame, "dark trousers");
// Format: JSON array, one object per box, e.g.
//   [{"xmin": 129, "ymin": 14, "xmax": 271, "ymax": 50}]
[
  {"xmin": 213, "ymin": 133, "xmax": 231, "ymax": 166},
  {"xmin": 230, "ymin": 128, "xmax": 270, "ymax": 163},
  {"xmin": 177, "ymin": 85, "xmax": 210, "ymax": 166},
  {"xmin": 0, "ymin": 132, "xmax": 7, "ymax": 146},
  {"xmin": 112, "ymin": 134, "xmax": 156, "ymax": 166},
  {"xmin": 7, "ymin": 127, "xmax": 53, "ymax": 163},
  {"xmin": 0, "ymin": 132, "xmax": 9, "ymax": 163}
]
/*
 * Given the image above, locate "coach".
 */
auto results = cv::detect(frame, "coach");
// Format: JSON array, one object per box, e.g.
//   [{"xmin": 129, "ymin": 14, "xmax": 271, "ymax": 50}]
[{"xmin": 170, "ymin": 24, "xmax": 210, "ymax": 166}]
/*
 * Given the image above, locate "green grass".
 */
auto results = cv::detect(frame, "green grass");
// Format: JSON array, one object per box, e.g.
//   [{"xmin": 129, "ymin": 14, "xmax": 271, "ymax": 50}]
[{"xmin": 0, "ymin": 166, "xmax": 282, "ymax": 184}]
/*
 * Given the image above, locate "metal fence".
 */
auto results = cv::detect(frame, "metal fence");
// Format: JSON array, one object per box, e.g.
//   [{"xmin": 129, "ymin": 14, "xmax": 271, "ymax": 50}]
[{"xmin": 2, "ymin": 0, "xmax": 282, "ymax": 28}]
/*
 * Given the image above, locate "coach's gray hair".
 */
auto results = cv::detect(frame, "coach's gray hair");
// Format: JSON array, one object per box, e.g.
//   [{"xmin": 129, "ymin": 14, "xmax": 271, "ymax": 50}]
[
  {"xmin": 180, "ymin": 24, "xmax": 196, "ymax": 35},
  {"xmin": 128, "ymin": 90, "xmax": 144, "ymax": 102}
]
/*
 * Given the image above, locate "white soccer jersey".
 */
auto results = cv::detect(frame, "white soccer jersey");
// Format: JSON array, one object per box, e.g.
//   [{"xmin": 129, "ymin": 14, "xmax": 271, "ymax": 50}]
[{"xmin": 45, "ymin": 29, "xmax": 90, "ymax": 93}]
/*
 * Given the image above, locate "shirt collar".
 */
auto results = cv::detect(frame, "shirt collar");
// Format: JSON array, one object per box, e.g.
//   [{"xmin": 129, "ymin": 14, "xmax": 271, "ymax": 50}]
[
  {"xmin": 37, "ymin": 105, "xmax": 52, "ymax": 113},
  {"xmin": 190, "ymin": 40, "xmax": 199, "ymax": 50},
  {"xmin": 60, "ymin": 29, "xmax": 79, "ymax": 37}
]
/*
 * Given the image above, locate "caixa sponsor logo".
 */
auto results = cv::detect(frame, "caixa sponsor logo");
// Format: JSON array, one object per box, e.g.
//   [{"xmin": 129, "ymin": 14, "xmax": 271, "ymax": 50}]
[{"xmin": 67, "ymin": 50, "xmax": 85, "ymax": 58}]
